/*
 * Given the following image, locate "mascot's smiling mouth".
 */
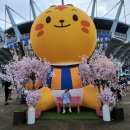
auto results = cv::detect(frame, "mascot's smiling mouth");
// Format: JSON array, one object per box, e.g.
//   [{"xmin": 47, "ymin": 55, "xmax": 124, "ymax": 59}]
[{"xmin": 54, "ymin": 24, "xmax": 71, "ymax": 28}]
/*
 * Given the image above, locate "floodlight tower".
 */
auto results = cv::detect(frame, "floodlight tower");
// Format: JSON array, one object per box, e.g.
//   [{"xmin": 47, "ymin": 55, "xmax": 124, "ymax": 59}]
[
  {"xmin": 30, "ymin": 0, "xmax": 37, "ymax": 19},
  {"xmin": 5, "ymin": 5, "xmax": 21, "ymax": 42},
  {"xmin": 91, "ymin": 0, "xmax": 96, "ymax": 20},
  {"xmin": 62, "ymin": 0, "xmax": 64, "ymax": 5},
  {"xmin": 110, "ymin": 0, "xmax": 124, "ymax": 38}
]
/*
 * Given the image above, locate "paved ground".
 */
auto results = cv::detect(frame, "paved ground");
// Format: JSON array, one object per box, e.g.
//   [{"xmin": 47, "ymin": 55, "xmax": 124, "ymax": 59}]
[{"xmin": 0, "ymin": 85, "xmax": 130, "ymax": 130}]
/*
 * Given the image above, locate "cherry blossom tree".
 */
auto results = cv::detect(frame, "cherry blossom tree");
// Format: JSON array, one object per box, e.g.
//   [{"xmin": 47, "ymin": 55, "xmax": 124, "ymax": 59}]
[
  {"xmin": 79, "ymin": 52, "xmax": 123, "ymax": 106},
  {"xmin": 79, "ymin": 53, "xmax": 123, "ymax": 89},
  {"xmin": 0, "ymin": 56, "xmax": 51, "ymax": 92}
]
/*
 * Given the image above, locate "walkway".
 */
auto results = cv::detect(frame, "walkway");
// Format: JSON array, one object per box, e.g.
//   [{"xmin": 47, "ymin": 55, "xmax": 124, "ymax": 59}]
[{"xmin": 0, "ymin": 86, "xmax": 130, "ymax": 130}]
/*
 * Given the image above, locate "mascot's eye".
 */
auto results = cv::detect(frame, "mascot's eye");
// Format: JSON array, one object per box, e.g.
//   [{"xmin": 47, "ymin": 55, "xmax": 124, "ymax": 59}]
[
  {"xmin": 46, "ymin": 16, "xmax": 51, "ymax": 23},
  {"xmin": 73, "ymin": 14, "xmax": 78, "ymax": 21}
]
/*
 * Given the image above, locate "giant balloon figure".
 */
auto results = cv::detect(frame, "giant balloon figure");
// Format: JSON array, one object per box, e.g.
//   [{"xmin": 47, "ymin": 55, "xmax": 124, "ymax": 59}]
[{"xmin": 30, "ymin": 4, "xmax": 101, "ymax": 111}]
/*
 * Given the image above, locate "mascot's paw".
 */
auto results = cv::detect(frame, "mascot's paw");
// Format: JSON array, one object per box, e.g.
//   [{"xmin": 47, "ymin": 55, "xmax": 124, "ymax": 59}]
[
  {"xmin": 36, "ymin": 87, "xmax": 56, "ymax": 111},
  {"xmin": 82, "ymin": 85, "xmax": 101, "ymax": 109},
  {"xmin": 25, "ymin": 80, "xmax": 43, "ymax": 90}
]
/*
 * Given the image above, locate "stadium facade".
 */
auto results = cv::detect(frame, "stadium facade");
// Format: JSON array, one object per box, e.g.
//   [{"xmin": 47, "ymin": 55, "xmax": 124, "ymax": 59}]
[{"xmin": 0, "ymin": 0, "xmax": 130, "ymax": 63}]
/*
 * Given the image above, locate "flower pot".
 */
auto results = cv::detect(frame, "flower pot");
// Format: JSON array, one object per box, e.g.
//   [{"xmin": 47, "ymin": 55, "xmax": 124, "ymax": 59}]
[
  {"xmin": 111, "ymin": 108, "xmax": 124, "ymax": 121},
  {"xmin": 27, "ymin": 106, "xmax": 35, "ymax": 124},
  {"xmin": 102, "ymin": 104, "xmax": 111, "ymax": 122}
]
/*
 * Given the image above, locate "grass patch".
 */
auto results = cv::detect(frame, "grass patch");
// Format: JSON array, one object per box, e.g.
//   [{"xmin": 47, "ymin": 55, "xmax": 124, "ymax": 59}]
[
  {"xmin": 40, "ymin": 112, "xmax": 100, "ymax": 120},
  {"xmin": 15, "ymin": 109, "xmax": 26, "ymax": 112}
]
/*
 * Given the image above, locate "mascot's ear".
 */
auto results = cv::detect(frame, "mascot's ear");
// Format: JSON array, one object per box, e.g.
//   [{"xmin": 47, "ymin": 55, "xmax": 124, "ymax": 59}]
[
  {"xmin": 49, "ymin": 5, "xmax": 56, "ymax": 8},
  {"xmin": 66, "ymin": 4, "xmax": 73, "ymax": 6},
  {"xmin": 49, "ymin": 4, "xmax": 73, "ymax": 8}
]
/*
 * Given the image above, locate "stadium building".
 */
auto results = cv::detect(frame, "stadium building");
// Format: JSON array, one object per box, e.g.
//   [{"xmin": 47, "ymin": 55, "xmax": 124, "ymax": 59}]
[{"xmin": 0, "ymin": 0, "xmax": 130, "ymax": 66}]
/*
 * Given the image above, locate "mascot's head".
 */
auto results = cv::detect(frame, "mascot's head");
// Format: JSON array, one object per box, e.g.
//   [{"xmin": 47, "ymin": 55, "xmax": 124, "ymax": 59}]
[{"xmin": 30, "ymin": 4, "xmax": 97, "ymax": 65}]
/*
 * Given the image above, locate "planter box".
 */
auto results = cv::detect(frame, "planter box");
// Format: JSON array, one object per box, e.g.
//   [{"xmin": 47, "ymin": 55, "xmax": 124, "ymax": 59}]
[
  {"xmin": 13, "ymin": 109, "xmax": 26, "ymax": 126},
  {"xmin": 111, "ymin": 108, "xmax": 124, "ymax": 121}
]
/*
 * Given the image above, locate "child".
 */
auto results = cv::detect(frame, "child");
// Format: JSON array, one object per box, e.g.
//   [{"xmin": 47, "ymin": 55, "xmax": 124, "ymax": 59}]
[{"xmin": 62, "ymin": 89, "xmax": 72, "ymax": 114}]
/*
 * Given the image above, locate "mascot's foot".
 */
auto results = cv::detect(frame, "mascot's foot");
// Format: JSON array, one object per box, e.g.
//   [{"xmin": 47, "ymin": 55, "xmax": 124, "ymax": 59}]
[
  {"xmin": 82, "ymin": 85, "xmax": 101, "ymax": 109},
  {"xmin": 36, "ymin": 87, "xmax": 56, "ymax": 111}
]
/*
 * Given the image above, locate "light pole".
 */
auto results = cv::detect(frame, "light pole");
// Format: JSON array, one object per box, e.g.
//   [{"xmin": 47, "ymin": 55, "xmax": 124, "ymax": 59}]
[{"xmin": 62, "ymin": 0, "xmax": 64, "ymax": 5}]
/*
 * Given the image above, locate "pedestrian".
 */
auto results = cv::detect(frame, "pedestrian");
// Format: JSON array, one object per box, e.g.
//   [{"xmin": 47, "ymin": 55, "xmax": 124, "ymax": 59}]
[{"xmin": 2, "ymin": 80, "xmax": 11, "ymax": 105}]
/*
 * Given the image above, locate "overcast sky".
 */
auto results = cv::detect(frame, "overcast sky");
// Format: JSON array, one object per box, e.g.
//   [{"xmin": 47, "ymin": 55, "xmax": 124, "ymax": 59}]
[{"xmin": 0, "ymin": 0, "xmax": 130, "ymax": 30}]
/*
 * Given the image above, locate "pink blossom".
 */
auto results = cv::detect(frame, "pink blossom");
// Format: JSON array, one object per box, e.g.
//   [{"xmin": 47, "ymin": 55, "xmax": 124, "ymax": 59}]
[
  {"xmin": 98, "ymin": 87, "xmax": 116, "ymax": 106},
  {"xmin": 26, "ymin": 91, "xmax": 41, "ymax": 107},
  {"xmin": 0, "ymin": 56, "xmax": 51, "ymax": 92},
  {"xmin": 79, "ymin": 53, "xmax": 123, "ymax": 88}
]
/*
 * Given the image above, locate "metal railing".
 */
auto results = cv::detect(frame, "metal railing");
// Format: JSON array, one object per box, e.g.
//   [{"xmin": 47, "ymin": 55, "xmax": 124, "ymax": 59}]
[
  {"xmin": 97, "ymin": 29, "xmax": 110, "ymax": 35},
  {"xmin": 97, "ymin": 29, "xmax": 127, "ymax": 39},
  {"xmin": 0, "ymin": 30, "xmax": 128, "ymax": 47},
  {"xmin": 5, "ymin": 33, "xmax": 30, "ymax": 44},
  {"xmin": 115, "ymin": 32, "xmax": 127, "ymax": 39}
]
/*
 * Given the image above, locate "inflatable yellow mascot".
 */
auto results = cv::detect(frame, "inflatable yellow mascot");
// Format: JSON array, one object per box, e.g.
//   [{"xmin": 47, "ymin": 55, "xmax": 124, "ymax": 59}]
[{"xmin": 30, "ymin": 4, "xmax": 101, "ymax": 111}]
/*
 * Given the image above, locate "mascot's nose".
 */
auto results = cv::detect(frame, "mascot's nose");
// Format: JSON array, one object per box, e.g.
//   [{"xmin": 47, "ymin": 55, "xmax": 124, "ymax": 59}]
[{"xmin": 59, "ymin": 20, "xmax": 65, "ymax": 23}]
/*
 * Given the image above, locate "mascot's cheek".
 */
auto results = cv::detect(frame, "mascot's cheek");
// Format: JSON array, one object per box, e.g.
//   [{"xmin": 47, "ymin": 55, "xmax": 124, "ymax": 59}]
[{"xmin": 35, "ymin": 23, "xmax": 44, "ymax": 37}]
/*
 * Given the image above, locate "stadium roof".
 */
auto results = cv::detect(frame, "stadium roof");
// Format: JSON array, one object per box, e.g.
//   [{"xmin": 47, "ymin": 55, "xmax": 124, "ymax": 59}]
[
  {"xmin": 94, "ymin": 17, "xmax": 129, "ymax": 34},
  {"xmin": 4, "ymin": 17, "xmax": 129, "ymax": 35}
]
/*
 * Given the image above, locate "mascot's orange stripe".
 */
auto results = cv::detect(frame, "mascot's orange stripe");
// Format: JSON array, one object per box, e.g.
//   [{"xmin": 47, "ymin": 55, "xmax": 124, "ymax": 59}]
[
  {"xmin": 70, "ymin": 67, "xmax": 83, "ymax": 89},
  {"xmin": 51, "ymin": 68, "xmax": 61, "ymax": 90}
]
